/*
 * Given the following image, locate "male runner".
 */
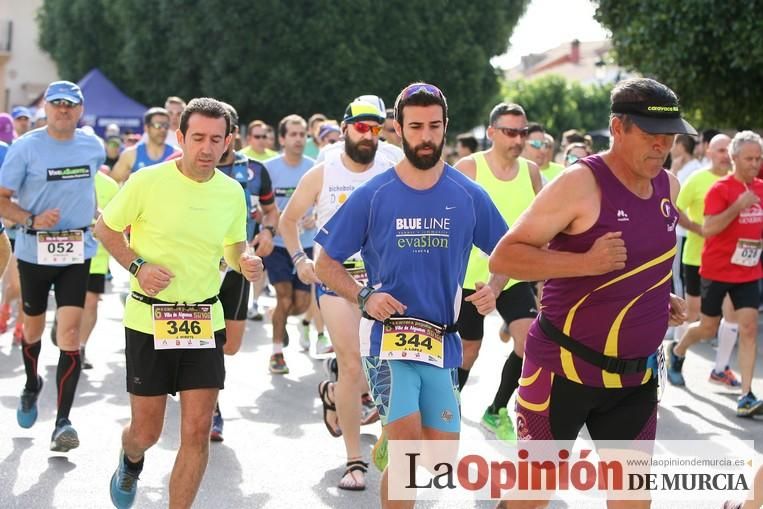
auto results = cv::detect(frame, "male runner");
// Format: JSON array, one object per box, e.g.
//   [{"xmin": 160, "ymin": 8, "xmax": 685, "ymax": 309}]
[
  {"xmin": 668, "ymin": 131, "xmax": 763, "ymax": 417},
  {"xmin": 281, "ymin": 99, "xmax": 393, "ymax": 490},
  {"xmin": 0, "ymin": 80, "xmax": 104, "ymax": 451},
  {"xmin": 98, "ymin": 98, "xmax": 263, "ymax": 508},
  {"xmin": 455, "ymin": 102, "xmax": 542, "ymax": 443},
  {"xmin": 315, "ymin": 83, "xmax": 508, "ymax": 508},
  {"xmin": 211, "ymin": 102, "xmax": 278, "ymax": 441},
  {"xmin": 110, "ymin": 107, "xmax": 175, "ymax": 183},
  {"xmin": 489, "ymin": 78, "xmax": 691, "ymax": 508}
]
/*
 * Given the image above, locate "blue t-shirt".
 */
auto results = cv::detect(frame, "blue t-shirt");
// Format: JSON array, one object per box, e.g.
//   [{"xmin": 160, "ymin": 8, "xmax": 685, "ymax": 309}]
[
  {"xmin": 218, "ymin": 152, "xmax": 275, "ymax": 240},
  {"xmin": 264, "ymin": 154, "xmax": 316, "ymax": 248},
  {"xmin": 314, "ymin": 165, "xmax": 508, "ymax": 368},
  {"xmin": 132, "ymin": 142, "xmax": 175, "ymax": 172},
  {"xmin": 0, "ymin": 128, "xmax": 105, "ymax": 264},
  {"xmin": 0, "ymin": 141, "xmax": 8, "ymax": 167}
]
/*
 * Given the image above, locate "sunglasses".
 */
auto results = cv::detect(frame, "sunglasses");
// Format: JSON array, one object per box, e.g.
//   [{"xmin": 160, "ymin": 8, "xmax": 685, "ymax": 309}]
[
  {"xmin": 149, "ymin": 122, "xmax": 170, "ymax": 129},
  {"xmin": 402, "ymin": 83, "xmax": 444, "ymax": 100},
  {"xmin": 250, "ymin": 134, "xmax": 267, "ymax": 139},
  {"xmin": 49, "ymin": 99, "xmax": 79, "ymax": 109},
  {"xmin": 566, "ymin": 154, "xmax": 581, "ymax": 164},
  {"xmin": 494, "ymin": 126, "xmax": 529, "ymax": 138},
  {"xmin": 528, "ymin": 139, "xmax": 550, "ymax": 149},
  {"xmin": 352, "ymin": 122, "xmax": 383, "ymax": 136}
]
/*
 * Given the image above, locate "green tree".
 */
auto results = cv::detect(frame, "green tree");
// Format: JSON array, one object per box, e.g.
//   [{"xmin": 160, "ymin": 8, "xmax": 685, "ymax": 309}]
[
  {"xmin": 500, "ymin": 75, "xmax": 612, "ymax": 139},
  {"xmin": 594, "ymin": 0, "xmax": 763, "ymax": 129},
  {"xmin": 37, "ymin": 0, "xmax": 530, "ymax": 132}
]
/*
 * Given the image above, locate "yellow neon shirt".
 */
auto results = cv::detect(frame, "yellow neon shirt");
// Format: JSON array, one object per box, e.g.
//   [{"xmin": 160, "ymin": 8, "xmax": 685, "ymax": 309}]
[
  {"xmin": 463, "ymin": 153, "xmax": 535, "ymax": 290},
  {"xmin": 676, "ymin": 168, "xmax": 725, "ymax": 266},
  {"xmin": 102, "ymin": 161, "xmax": 247, "ymax": 334},
  {"xmin": 541, "ymin": 161, "xmax": 564, "ymax": 181},
  {"xmin": 240, "ymin": 146, "xmax": 277, "ymax": 162},
  {"xmin": 90, "ymin": 171, "xmax": 120, "ymax": 275}
]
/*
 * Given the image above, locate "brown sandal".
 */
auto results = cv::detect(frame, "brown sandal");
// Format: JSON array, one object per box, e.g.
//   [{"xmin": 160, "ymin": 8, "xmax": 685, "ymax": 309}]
[{"xmin": 318, "ymin": 380, "xmax": 342, "ymax": 437}]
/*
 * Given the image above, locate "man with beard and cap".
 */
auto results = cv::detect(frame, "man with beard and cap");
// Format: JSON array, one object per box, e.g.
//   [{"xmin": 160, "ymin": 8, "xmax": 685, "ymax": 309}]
[
  {"xmin": 454, "ymin": 102, "xmax": 543, "ymax": 444},
  {"xmin": 210, "ymin": 102, "xmax": 278, "ymax": 441},
  {"xmin": 314, "ymin": 83, "xmax": 508, "ymax": 508},
  {"xmin": 490, "ymin": 77, "xmax": 692, "ymax": 508},
  {"xmin": 280, "ymin": 99, "xmax": 395, "ymax": 491}
]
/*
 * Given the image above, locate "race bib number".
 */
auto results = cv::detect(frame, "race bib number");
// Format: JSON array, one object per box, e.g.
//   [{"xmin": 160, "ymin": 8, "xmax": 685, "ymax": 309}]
[
  {"xmin": 380, "ymin": 317, "xmax": 444, "ymax": 368},
  {"xmin": 344, "ymin": 259, "xmax": 367, "ymax": 284},
  {"xmin": 152, "ymin": 304, "xmax": 215, "ymax": 350},
  {"xmin": 36, "ymin": 231, "xmax": 84, "ymax": 265},
  {"xmin": 730, "ymin": 239, "xmax": 762, "ymax": 267}
]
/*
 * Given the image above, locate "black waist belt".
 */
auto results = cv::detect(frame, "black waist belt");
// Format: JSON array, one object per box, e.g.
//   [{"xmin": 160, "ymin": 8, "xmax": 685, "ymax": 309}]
[
  {"xmin": 361, "ymin": 312, "xmax": 458, "ymax": 334},
  {"xmin": 538, "ymin": 313, "xmax": 649, "ymax": 375},
  {"xmin": 131, "ymin": 292, "xmax": 219, "ymax": 307},
  {"xmin": 26, "ymin": 226, "xmax": 89, "ymax": 235}
]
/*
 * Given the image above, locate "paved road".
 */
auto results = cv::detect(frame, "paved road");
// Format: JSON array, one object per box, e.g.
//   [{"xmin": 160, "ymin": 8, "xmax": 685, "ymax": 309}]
[{"xmin": 0, "ymin": 266, "xmax": 760, "ymax": 508}]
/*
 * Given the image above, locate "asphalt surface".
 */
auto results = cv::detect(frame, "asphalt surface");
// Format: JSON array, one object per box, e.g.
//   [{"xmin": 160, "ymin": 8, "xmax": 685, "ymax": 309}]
[{"xmin": 0, "ymin": 266, "xmax": 760, "ymax": 508}]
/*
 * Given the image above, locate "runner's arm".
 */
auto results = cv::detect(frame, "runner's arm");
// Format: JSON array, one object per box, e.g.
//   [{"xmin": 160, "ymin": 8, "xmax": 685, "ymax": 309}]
[
  {"xmin": 94, "ymin": 216, "xmax": 139, "ymax": 269},
  {"xmin": 109, "ymin": 148, "xmax": 137, "ymax": 184},
  {"xmin": 314, "ymin": 249, "xmax": 363, "ymax": 302},
  {"xmin": 453, "ymin": 156, "xmax": 477, "ymax": 180},
  {"xmin": 489, "ymin": 165, "xmax": 609, "ymax": 280},
  {"xmin": 527, "ymin": 160, "xmax": 544, "ymax": 195},
  {"xmin": 0, "ymin": 187, "xmax": 34, "ymax": 224},
  {"xmin": 223, "ymin": 241, "xmax": 247, "ymax": 272},
  {"xmin": 280, "ymin": 165, "xmax": 322, "ymax": 257}
]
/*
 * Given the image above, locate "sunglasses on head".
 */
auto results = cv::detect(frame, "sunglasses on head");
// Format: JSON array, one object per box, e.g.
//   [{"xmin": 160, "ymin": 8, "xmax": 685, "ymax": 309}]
[
  {"xmin": 528, "ymin": 139, "xmax": 550, "ymax": 149},
  {"xmin": 250, "ymin": 134, "xmax": 267, "ymax": 139},
  {"xmin": 493, "ymin": 126, "xmax": 529, "ymax": 138},
  {"xmin": 149, "ymin": 122, "xmax": 170, "ymax": 129},
  {"xmin": 352, "ymin": 122, "xmax": 383, "ymax": 136},
  {"xmin": 402, "ymin": 83, "xmax": 444, "ymax": 100},
  {"xmin": 49, "ymin": 99, "xmax": 79, "ymax": 109}
]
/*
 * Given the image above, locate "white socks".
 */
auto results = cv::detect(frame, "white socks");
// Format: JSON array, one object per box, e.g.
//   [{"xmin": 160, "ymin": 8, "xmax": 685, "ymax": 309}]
[{"xmin": 714, "ymin": 318, "xmax": 738, "ymax": 372}]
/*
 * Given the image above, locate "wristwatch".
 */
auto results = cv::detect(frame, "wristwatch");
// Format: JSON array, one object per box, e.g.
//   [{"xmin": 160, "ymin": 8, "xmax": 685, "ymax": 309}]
[
  {"xmin": 262, "ymin": 225, "xmax": 277, "ymax": 238},
  {"xmin": 24, "ymin": 215, "xmax": 35, "ymax": 229},
  {"xmin": 357, "ymin": 286, "xmax": 375, "ymax": 312},
  {"xmin": 128, "ymin": 257, "xmax": 146, "ymax": 276}
]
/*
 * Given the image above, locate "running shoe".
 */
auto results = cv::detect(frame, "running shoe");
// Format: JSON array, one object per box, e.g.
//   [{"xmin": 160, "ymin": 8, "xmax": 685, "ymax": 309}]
[
  {"xmin": 480, "ymin": 407, "xmax": 500, "ymax": 434},
  {"xmin": 269, "ymin": 353, "xmax": 289, "ymax": 374},
  {"xmin": 17, "ymin": 375, "xmax": 43, "ymax": 428},
  {"xmin": 81, "ymin": 347, "xmax": 93, "ymax": 370},
  {"xmin": 666, "ymin": 341, "xmax": 685, "ymax": 386},
  {"xmin": 495, "ymin": 408, "xmax": 516, "ymax": 444},
  {"xmin": 361, "ymin": 393, "xmax": 380, "ymax": 425},
  {"xmin": 372, "ymin": 430, "xmax": 388, "ymax": 472},
  {"xmin": 0, "ymin": 303, "xmax": 10, "ymax": 333},
  {"xmin": 323, "ymin": 357, "xmax": 338, "ymax": 382},
  {"xmin": 709, "ymin": 367, "xmax": 741, "ymax": 388},
  {"xmin": 316, "ymin": 333, "xmax": 333, "ymax": 355},
  {"xmin": 50, "ymin": 419, "xmax": 80, "ymax": 452},
  {"xmin": 299, "ymin": 324, "xmax": 311, "ymax": 351},
  {"xmin": 110, "ymin": 451, "xmax": 140, "ymax": 509},
  {"xmin": 210, "ymin": 413, "xmax": 224, "ymax": 442},
  {"xmin": 736, "ymin": 392, "xmax": 763, "ymax": 418},
  {"xmin": 247, "ymin": 304, "xmax": 263, "ymax": 321}
]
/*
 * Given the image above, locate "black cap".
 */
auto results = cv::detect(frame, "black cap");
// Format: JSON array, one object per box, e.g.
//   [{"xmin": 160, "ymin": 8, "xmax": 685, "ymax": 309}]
[{"xmin": 611, "ymin": 101, "xmax": 697, "ymax": 136}]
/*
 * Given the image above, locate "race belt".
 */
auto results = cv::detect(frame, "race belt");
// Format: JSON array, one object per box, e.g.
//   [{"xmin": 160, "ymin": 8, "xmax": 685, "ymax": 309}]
[{"xmin": 366, "ymin": 314, "xmax": 457, "ymax": 368}]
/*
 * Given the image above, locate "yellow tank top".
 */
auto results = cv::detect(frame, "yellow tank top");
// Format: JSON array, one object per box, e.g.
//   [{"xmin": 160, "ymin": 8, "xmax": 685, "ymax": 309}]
[{"xmin": 462, "ymin": 152, "xmax": 535, "ymax": 290}]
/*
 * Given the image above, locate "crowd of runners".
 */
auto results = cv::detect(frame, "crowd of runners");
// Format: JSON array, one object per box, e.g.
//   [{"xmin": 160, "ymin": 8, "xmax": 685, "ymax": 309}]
[{"xmin": 0, "ymin": 76, "xmax": 761, "ymax": 509}]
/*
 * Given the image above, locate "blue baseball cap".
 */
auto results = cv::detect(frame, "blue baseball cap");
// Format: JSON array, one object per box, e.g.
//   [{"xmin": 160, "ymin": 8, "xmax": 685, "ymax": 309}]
[
  {"xmin": 44, "ymin": 80, "xmax": 84, "ymax": 104},
  {"xmin": 11, "ymin": 106, "xmax": 31, "ymax": 119}
]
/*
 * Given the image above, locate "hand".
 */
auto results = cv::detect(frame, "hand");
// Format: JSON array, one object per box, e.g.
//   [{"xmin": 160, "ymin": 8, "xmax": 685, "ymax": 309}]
[
  {"xmin": 33, "ymin": 208, "xmax": 61, "ymax": 229},
  {"xmin": 464, "ymin": 281, "xmax": 497, "ymax": 316},
  {"xmin": 300, "ymin": 214, "xmax": 316, "ymax": 231},
  {"xmin": 585, "ymin": 231, "xmax": 627, "ymax": 275},
  {"xmin": 252, "ymin": 230, "xmax": 274, "ymax": 257},
  {"xmin": 136, "ymin": 263, "xmax": 174, "ymax": 296},
  {"xmin": 735, "ymin": 190, "xmax": 759, "ymax": 211},
  {"xmin": 295, "ymin": 257, "xmax": 320, "ymax": 285},
  {"xmin": 668, "ymin": 293, "xmax": 687, "ymax": 327},
  {"xmin": 239, "ymin": 251, "xmax": 264, "ymax": 283},
  {"xmin": 363, "ymin": 292, "xmax": 407, "ymax": 321}
]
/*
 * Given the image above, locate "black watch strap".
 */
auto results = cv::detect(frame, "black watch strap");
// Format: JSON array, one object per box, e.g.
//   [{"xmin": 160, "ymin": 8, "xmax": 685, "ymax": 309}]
[{"xmin": 357, "ymin": 287, "xmax": 375, "ymax": 311}]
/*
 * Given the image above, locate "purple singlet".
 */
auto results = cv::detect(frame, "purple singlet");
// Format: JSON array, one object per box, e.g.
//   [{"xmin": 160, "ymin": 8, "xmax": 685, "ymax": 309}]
[{"xmin": 525, "ymin": 154, "xmax": 678, "ymax": 388}]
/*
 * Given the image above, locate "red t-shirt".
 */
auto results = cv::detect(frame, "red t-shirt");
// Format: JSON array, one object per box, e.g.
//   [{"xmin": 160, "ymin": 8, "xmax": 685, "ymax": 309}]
[{"xmin": 701, "ymin": 175, "xmax": 763, "ymax": 282}]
